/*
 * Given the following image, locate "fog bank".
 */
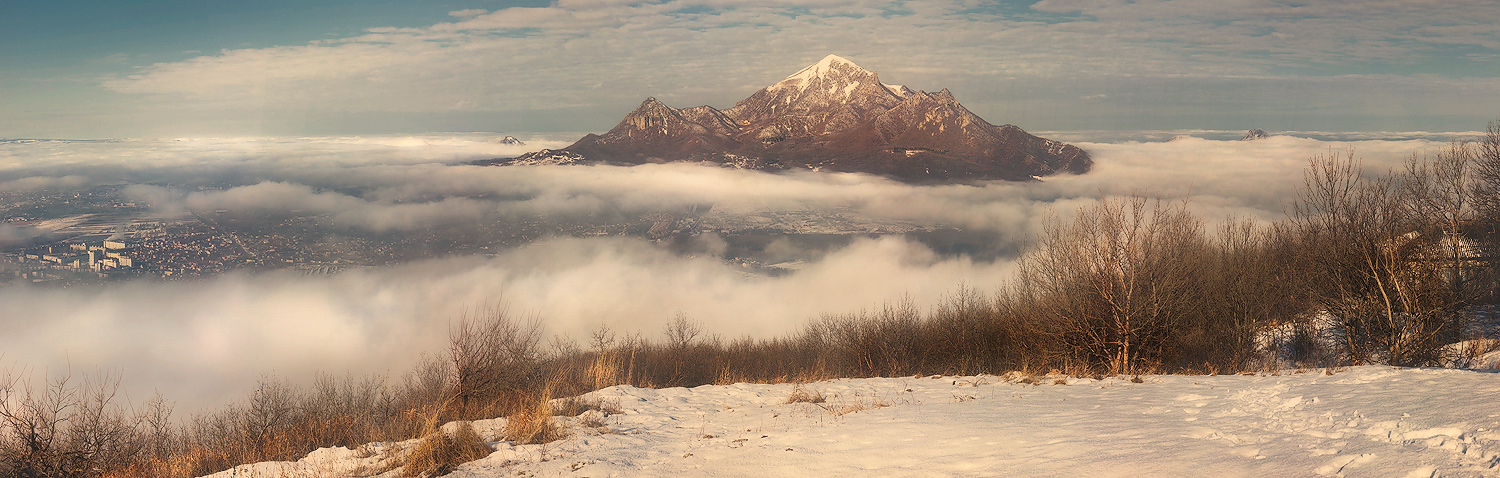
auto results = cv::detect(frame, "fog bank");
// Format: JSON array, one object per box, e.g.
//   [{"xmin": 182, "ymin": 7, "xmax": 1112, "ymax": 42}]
[{"xmin": 0, "ymin": 132, "xmax": 1464, "ymax": 412}]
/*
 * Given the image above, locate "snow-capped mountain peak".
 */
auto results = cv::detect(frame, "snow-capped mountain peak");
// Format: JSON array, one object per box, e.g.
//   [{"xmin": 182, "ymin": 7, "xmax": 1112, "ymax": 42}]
[
  {"xmin": 501, "ymin": 55, "xmax": 1092, "ymax": 183},
  {"xmin": 769, "ymin": 54, "xmax": 872, "ymax": 92}
]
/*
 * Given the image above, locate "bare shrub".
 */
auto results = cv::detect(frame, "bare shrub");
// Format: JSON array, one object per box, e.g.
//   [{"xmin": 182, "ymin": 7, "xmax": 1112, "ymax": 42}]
[
  {"xmin": 814, "ymin": 298, "xmax": 923, "ymax": 377},
  {"xmin": 583, "ymin": 350, "xmax": 624, "ymax": 391},
  {"xmin": 657, "ymin": 313, "xmax": 717, "ymax": 386},
  {"xmin": 1142, "ymin": 218, "xmax": 1310, "ymax": 373},
  {"xmin": 65, "ymin": 373, "xmax": 141, "ymax": 474},
  {"xmin": 920, "ymin": 285, "xmax": 1018, "ymax": 375},
  {"xmin": 448, "ymin": 305, "xmax": 544, "ymax": 420}
]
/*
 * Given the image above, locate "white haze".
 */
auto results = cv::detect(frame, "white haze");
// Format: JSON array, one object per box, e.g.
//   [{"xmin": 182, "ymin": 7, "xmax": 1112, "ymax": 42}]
[{"xmin": 0, "ymin": 133, "xmax": 1471, "ymax": 411}]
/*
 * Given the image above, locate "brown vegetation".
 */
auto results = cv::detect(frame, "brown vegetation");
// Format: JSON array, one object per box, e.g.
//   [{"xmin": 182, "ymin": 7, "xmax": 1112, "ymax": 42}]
[{"xmin": 1286, "ymin": 146, "xmax": 1495, "ymax": 366}]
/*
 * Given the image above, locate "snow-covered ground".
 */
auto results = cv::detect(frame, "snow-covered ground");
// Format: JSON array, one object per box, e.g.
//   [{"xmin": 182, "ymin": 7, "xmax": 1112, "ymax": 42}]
[{"xmin": 208, "ymin": 366, "xmax": 1500, "ymax": 477}]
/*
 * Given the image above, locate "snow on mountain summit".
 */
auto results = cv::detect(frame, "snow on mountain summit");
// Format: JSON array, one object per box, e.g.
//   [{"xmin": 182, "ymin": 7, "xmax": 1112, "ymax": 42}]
[
  {"xmin": 725, "ymin": 54, "xmax": 900, "ymax": 137},
  {"xmin": 770, "ymin": 54, "xmax": 870, "ymax": 92}
]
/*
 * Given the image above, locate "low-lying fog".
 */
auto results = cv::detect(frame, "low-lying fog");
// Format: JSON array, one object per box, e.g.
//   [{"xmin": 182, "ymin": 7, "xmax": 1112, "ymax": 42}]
[{"xmin": 0, "ymin": 131, "xmax": 1472, "ymax": 411}]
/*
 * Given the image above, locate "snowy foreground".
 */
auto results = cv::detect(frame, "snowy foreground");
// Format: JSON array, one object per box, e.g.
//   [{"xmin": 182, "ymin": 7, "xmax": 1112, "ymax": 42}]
[{"xmin": 209, "ymin": 366, "xmax": 1500, "ymax": 477}]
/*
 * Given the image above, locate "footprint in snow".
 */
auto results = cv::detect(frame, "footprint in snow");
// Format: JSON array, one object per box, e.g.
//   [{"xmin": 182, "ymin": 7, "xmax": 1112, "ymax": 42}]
[{"xmin": 1315, "ymin": 453, "xmax": 1377, "ymax": 476}]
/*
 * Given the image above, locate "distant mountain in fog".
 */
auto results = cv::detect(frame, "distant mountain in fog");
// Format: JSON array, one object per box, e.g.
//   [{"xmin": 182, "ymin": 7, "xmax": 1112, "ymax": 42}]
[{"xmin": 485, "ymin": 55, "xmax": 1091, "ymax": 183}]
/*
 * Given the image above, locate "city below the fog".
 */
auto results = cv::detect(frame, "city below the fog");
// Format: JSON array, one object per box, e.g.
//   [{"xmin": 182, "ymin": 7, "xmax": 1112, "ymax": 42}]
[{"xmin": 0, "ymin": 180, "xmax": 942, "ymax": 286}]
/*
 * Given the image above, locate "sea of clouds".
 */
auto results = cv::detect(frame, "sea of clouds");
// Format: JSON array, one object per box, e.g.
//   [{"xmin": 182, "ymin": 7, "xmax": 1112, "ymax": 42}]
[{"xmin": 0, "ymin": 131, "xmax": 1474, "ymax": 410}]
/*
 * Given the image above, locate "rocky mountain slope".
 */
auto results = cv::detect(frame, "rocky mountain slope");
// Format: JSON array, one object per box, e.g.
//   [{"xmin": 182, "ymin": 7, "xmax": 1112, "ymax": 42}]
[{"xmin": 495, "ymin": 55, "xmax": 1091, "ymax": 182}]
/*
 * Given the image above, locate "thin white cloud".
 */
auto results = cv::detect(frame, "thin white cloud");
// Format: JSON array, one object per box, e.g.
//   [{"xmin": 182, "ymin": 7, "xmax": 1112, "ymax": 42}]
[
  {"xmin": 448, "ymin": 8, "xmax": 488, "ymax": 18},
  {"xmin": 0, "ymin": 174, "xmax": 89, "ymax": 192},
  {"xmin": 90, "ymin": 0, "xmax": 1499, "ymax": 131}
]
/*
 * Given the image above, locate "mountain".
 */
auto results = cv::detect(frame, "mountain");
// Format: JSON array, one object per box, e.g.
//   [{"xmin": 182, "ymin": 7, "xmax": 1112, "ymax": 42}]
[
  {"xmin": 499, "ymin": 136, "xmax": 525, "ymax": 145},
  {"xmin": 497, "ymin": 55, "xmax": 1091, "ymax": 182},
  {"xmin": 1241, "ymin": 129, "xmax": 1270, "ymax": 141}
]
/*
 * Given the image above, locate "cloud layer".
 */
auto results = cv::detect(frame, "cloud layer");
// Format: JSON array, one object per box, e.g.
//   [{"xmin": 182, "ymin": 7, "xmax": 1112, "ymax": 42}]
[
  {"xmin": 105, "ymin": 0, "xmax": 1500, "ymax": 105},
  {"xmin": 0, "ymin": 133, "xmax": 1469, "ymax": 411},
  {"xmin": 7, "ymin": 0, "xmax": 1497, "ymax": 137}
]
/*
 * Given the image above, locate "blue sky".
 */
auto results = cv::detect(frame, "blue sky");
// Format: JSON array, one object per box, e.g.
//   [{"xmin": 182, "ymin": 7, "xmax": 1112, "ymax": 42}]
[{"xmin": 3, "ymin": 0, "xmax": 1498, "ymax": 138}]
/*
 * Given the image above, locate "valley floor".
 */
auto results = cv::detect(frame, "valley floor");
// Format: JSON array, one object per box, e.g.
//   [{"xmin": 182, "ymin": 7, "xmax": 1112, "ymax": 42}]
[{"xmin": 210, "ymin": 366, "xmax": 1500, "ymax": 477}]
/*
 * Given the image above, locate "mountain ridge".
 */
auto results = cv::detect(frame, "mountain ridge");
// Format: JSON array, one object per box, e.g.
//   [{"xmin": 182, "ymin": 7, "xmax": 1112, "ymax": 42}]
[{"xmin": 490, "ymin": 55, "xmax": 1091, "ymax": 183}]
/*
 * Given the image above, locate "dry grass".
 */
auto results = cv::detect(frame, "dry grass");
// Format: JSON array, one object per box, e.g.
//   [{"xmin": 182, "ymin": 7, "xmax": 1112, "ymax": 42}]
[
  {"xmin": 552, "ymin": 395, "xmax": 621, "ymax": 417},
  {"xmin": 785, "ymin": 384, "xmax": 826, "ymax": 404},
  {"xmin": 823, "ymin": 394, "xmax": 889, "ymax": 417},
  {"xmin": 399, "ymin": 421, "xmax": 493, "ymax": 478},
  {"xmin": 502, "ymin": 391, "xmax": 569, "ymax": 445},
  {"xmin": 576, "ymin": 410, "xmax": 609, "ymax": 430},
  {"xmin": 585, "ymin": 351, "xmax": 625, "ymax": 391}
]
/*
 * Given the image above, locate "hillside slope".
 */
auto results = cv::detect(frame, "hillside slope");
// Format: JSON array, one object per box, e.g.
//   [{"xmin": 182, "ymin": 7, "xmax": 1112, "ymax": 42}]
[{"xmin": 208, "ymin": 366, "xmax": 1500, "ymax": 477}]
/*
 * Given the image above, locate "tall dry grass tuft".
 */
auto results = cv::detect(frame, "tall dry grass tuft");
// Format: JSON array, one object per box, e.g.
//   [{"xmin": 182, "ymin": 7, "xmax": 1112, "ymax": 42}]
[
  {"xmin": 585, "ymin": 350, "xmax": 625, "ymax": 391},
  {"xmin": 399, "ymin": 421, "xmax": 493, "ymax": 478},
  {"xmin": 501, "ymin": 388, "xmax": 568, "ymax": 446}
]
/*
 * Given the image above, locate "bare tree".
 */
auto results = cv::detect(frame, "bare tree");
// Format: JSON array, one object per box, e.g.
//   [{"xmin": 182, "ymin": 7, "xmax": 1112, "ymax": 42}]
[
  {"xmin": 136, "ymin": 392, "xmax": 178, "ymax": 464},
  {"xmin": 241, "ymin": 376, "xmax": 296, "ymax": 461},
  {"xmin": 589, "ymin": 324, "xmax": 617, "ymax": 352},
  {"xmin": 0, "ymin": 371, "xmax": 73, "ymax": 477},
  {"xmin": 1013, "ymin": 195, "xmax": 1209, "ymax": 374},
  {"xmin": 62, "ymin": 373, "xmax": 141, "ymax": 474},
  {"xmin": 1475, "ymin": 121, "xmax": 1500, "ymax": 303},
  {"xmin": 1198, "ymin": 218, "xmax": 1310, "ymax": 370},
  {"xmin": 1401, "ymin": 142, "xmax": 1492, "ymax": 344},
  {"xmin": 447, "ymin": 306, "xmax": 543, "ymax": 418},
  {"xmin": 1288, "ymin": 148, "xmax": 1483, "ymax": 366},
  {"xmin": 0, "ymin": 370, "xmax": 143, "ymax": 478},
  {"xmin": 663, "ymin": 312, "xmax": 703, "ymax": 351}
]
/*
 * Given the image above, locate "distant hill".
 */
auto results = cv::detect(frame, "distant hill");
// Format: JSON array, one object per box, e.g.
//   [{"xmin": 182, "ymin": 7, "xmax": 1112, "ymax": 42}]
[{"xmin": 1242, "ymin": 129, "xmax": 1271, "ymax": 141}]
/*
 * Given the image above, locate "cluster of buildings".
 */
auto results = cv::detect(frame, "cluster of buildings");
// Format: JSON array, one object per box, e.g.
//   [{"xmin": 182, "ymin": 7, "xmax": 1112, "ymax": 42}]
[
  {"xmin": 20, "ymin": 236, "xmax": 137, "ymax": 272},
  {"xmin": 129, "ymin": 232, "xmax": 246, "ymax": 276}
]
